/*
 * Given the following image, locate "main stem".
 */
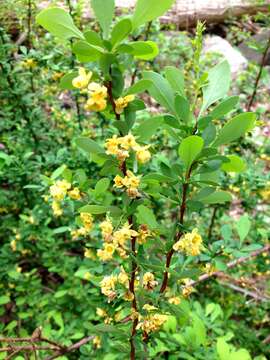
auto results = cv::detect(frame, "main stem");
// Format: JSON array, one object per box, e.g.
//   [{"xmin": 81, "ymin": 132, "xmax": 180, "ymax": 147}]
[
  {"xmin": 105, "ymin": 77, "xmax": 138, "ymax": 359},
  {"xmin": 160, "ymin": 167, "xmax": 192, "ymax": 293}
]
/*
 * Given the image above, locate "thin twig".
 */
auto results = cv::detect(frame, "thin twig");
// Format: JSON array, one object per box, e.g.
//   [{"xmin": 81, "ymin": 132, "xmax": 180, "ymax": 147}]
[
  {"xmin": 219, "ymin": 281, "xmax": 270, "ymax": 302},
  {"xmin": 247, "ymin": 36, "xmax": 270, "ymax": 111},
  {"xmin": 190, "ymin": 244, "xmax": 270, "ymax": 286},
  {"xmin": 207, "ymin": 206, "xmax": 218, "ymax": 240}
]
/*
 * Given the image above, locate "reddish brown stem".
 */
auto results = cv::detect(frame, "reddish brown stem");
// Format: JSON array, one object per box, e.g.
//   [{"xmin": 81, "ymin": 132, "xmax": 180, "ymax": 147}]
[{"xmin": 160, "ymin": 167, "xmax": 192, "ymax": 293}]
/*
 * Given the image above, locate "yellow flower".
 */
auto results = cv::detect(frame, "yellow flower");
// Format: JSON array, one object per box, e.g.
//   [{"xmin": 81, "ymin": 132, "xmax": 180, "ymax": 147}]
[
  {"xmin": 120, "ymin": 133, "xmax": 137, "ymax": 150},
  {"xmin": 85, "ymin": 82, "xmax": 107, "ymax": 112},
  {"xmin": 10, "ymin": 239, "xmax": 17, "ymax": 252},
  {"xmin": 96, "ymin": 308, "xmax": 107, "ymax": 317},
  {"xmin": 51, "ymin": 201, "xmax": 63, "ymax": 217},
  {"xmin": 93, "ymin": 336, "xmax": 101, "ymax": 349},
  {"xmin": 137, "ymin": 314, "xmax": 168, "ymax": 334},
  {"xmin": 115, "ymin": 95, "xmax": 135, "ymax": 114},
  {"xmin": 68, "ymin": 187, "xmax": 82, "ymax": 200},
  {"xmin": 80, "ymin": 212, "xmax": 93, "ymax": 231},
  {"xmin": 84, "ymin": 248, "xmax": 95, "ymax": 259},
  {"xmin": 122, "ymin": 170, "xmax": 140, "ymax": 189},
  {"xmin": 260, "ymin": 188, "xmax": 270, "ymax": 202},
  {"xmin": 173, "ymin": 228, "xmax": 203, "ymax": 256},
  {"xmin": 72, "ymin": 67, "xmax": 92, "ymax": 89},
  {"xmin": 143, "ymin": 272, "xmax": 158, "ymax": 290},
  {"xmin": 22, "ymin": 58, "xmax": 37, "ymax": 68},
  {"xmin": 123, "ymin": 291, "xmax": 134, "ymax": 301},
  {"xmin": 52, "ymin": 72, "xmax": 64, "ymax": 81},
  {"xmin": 105, "ymin": 135, "xmax": 120, "ymax": 156},
  {"xmin": 118, "ymin": 267, "xmax": 129, "ymax": 287},
  {"xmin": 70, "ymin": 228, "xmax": 88, "ymax": 240},
  {"xmin": 135, "ymin": 145, "xmax": 151, "ymax": 164},
  {"xmin": 49, "ymin": 179, "xmax": 71, "ymax": 201},
  {"xmin": 168, "ymin": 297, "xmax": 181, "ymax": 305},
  {"xmin": 113, "ymin": 223, "xmax": 138, "ymax": 247},
  {"xmin": 97, "ymin": 243, "xmax": 115, "ymax": 261},
  {"xmin": 143, "ymin": 304, "xmax": 158, "ymax": 312},
  {"xmin": 100, "ymin": 218, "xmax": 113, "ymax": 241},
  {"xmin": 114, "ymin": 175, "xmax": 124, "ymax": 188},
  {"xmin": 84, "ymin": 272, "xmax": 91, "ymax": 281},
  {"xmin": 181, "ymin": 279, "xmax": 194, "ymax": 298},
  {"xmin": 100, "ymin": 275, "xmax": 117, "ymax": 301},
  {"xmin": 137, "ymin": 224, "xmax": 151, "ymax": 245}
]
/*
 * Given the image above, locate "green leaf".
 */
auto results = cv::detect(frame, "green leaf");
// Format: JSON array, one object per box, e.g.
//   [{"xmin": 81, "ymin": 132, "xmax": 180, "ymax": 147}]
[
  {"xmin": 221, "ymin": 155, "xmax": 246, "ymax": 173},
  {"xmin": 84, "ymin": 30, "xmax": 103, "ymax": 47},
  {"xmin": 111, "ymin": 18, "xmax": 132, "ymax": 47},
  {"xmin": 75, "ymin": 137, "xmax": 104, "ymax": 155},
  {"xmin": 217, "ymin": 338, "xmax": 231, "ymax": 360},
  {"xmin": 209, "ymin": 96, "xmax": 239, "ymax": 119},
  {"xmin": 95, "ymin": 178, "xmax": 110, "ymax": 196},
  {"xmin": 178, "ymin": 136, "xmax": 204, "ymax": 170},
  {"xmin": 136, "ymin": 205, "xmax": 158, "ymax": 229},
  {"xmin": 91, "ymin": 0, "xmax": 115, "ymax": 39},
  {"xmin": 79, "ymin": 205, "xmax": 121, "ymax": 216},
  {"xmin": 201, "ymin": 191, "xmax": 232, "ymax": 204},
  {"xmin": 51, "ymin": 164, "xmax": 67, "ymax": 180},
  {"xmin": 165, "ymin": 66, "xmax": 185, "ymax": 96},
  {"xmin": 0, "ymin": 295, "xmax": 10, "ymax": 305},
  {"xmin": 72, "ymin": 40, "xmax": 103, "ymax": 61},
  {"xmin": 201, "ymin": 61, "xmax": 231, "ymax": 114},
  {"xmin": 59, "ymin": 72, "xmax": 77, "ymax": 90},
  {"xmin": 129, "ymin": 41, "xmax": 159, "ymax": 60},
  {"xmin": 174, "ymin": 95, "xmax": 190, "ymax": 123},
  {"xmin": 132, "ymin": 0, "xmax": 175, "ymax": 29},
  {"xmin": 125, "ymin": 79, "xmax": 152, "ymax": 96},
  {"xmin": 213, "ymin": 113, "xmax": 256, "ymax": 146},
  {"xmin": 236, "ymin": 215, "xmax": 251, "ymax": 244},
  {"xmin": 143, "ymin": 71, "xmax": 175, "ymax": 113},
  {"xmin": 135, "ymin": 115, "xmax": 164, "ymax": 142},
  {"xmin": 36, "ymin": 7, "xmax": 83, "ymax": 40}
]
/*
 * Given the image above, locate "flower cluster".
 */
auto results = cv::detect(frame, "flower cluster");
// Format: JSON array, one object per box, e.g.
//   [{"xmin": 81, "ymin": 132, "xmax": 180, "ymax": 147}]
[
  {"xmin": 97, "ymin": 218, "xmax": 138, "ymax": 260},
  {"xmin": 100, "ymin": 267, "xmax": 130, "ymax": 302},
  {"xmin": 115, "ymin": 95, "xmax": 135, "ymax": 114},
  {"xmin": 105, "ymin": 133, "xmax": 151, "ymax": 164},
  {"xmin": 137, "ymin": 313, "xmax": 168, "ymax": 335},
  {"xmin": 173, "ymin": 228, "xmax": 203, "ymax": 256},
  {"xmin": 72, "ymin": 67, "xmax": 107, "ymax": 112},
  {"xmin": 71, "ymin": 212, "xmax": 93, "ymax": 240},
  {"xmin": 48, "ymin": 179, "xmax": 82, "ymax": 217},
  {"xmin": 114, "ymin": 170, "xmax": 140, "ymax": 199},
  {"xmin": 143, "ymin": 272, "xmax": 158, "ymax": 290}
]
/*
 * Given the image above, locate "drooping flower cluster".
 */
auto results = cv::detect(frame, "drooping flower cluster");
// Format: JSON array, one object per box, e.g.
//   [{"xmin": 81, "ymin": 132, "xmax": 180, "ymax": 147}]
[
  {"xmin": 114, "ymin": 170, "xmax": 141, "ymax": 199},
  {"xmin": 71, "ymin": 212, "xmax": 93, "ymax": 240},
  {"xmin": 72, "ymin": 67, "xmax": 107, "ymax": 112},
  {"xmin": 100, "ymin": 267, "xmax": 130, "ymax": 302},
  {"xmin": 143, "ymin": 272, "xmax": 158, "ymax": 290},
  {"xmin": 49, "ymin": 179, "xmax": 82, "ymax": 217},
  {"xmin": 105, "ymin": 133, "xmax": 151, "ymax": 164},
  {"xmin": 137, "ymin": 313, "xmax": 168, "ymax": 336},
  {"xmin": 115, "ymin": 95, "xmax": 135, "ymax": 114},
  {"xmin": 97, "ymin": 218, "xmax": 138, "ymax": 260},
  {"xmin": 173, "ymin": 228, "xmax": 203, "ymax": 256}
]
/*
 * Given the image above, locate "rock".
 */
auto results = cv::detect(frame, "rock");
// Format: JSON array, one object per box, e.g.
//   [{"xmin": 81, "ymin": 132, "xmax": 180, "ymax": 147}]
[
  {"xmin": 238, "ymin": 30, "xmax": 270, "ymax": 65},
  {"xmin": 203, "ymin": 35, "xmax": 248, "ymax": 76}
]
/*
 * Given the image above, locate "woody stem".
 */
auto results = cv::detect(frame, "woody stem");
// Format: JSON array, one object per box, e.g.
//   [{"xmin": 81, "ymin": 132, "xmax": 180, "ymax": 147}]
[{"xmin": 160, "ymin": 167, "xmax": 192, "ymax": 293}]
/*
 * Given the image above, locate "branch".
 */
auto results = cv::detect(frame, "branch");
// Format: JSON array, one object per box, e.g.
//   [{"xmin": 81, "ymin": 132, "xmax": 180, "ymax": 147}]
[
  {"xmin": 44, "ymin": 336, "xmax": 94, "ymax": 360},
  {"xmin": 190, "ymin": 244, "xmax": 270, "ymax": 286},
  {"xmin": 219, "ymin": 281, "xmax": 270, "ymax": 302}
]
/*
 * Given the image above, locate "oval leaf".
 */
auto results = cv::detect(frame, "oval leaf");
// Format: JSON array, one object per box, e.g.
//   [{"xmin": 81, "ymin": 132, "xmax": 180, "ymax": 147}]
[
  {"xmin": 178, "ymin": 136, "xmax": 204, "ymax": 170},
  {"xmin": 91, "ymin": 0, "xmax": 115, "ymax": 39},
  {"xmin": 221, "ymin": 155, "xmax": 246, "ymax": 173},
  {"xmin": 36, "ymin": 7, "xmax": 83, "ymax": 40},
  {"xmin": 111, "ymin": 18, "xmax": 132, "ymax": 47},
  {"xmin": 213, "ymin": 112, "xmax": 256, "ymax": 146},
  {"xmin": 132, "ymin": 0, "xmax": 175, "ymax": 29}
]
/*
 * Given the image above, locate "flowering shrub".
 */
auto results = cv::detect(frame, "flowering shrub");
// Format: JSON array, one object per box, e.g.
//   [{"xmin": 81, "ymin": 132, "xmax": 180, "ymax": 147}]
[{"xmin": 33, "ymin": 1, "xmax": 264, "ymax": 358}]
